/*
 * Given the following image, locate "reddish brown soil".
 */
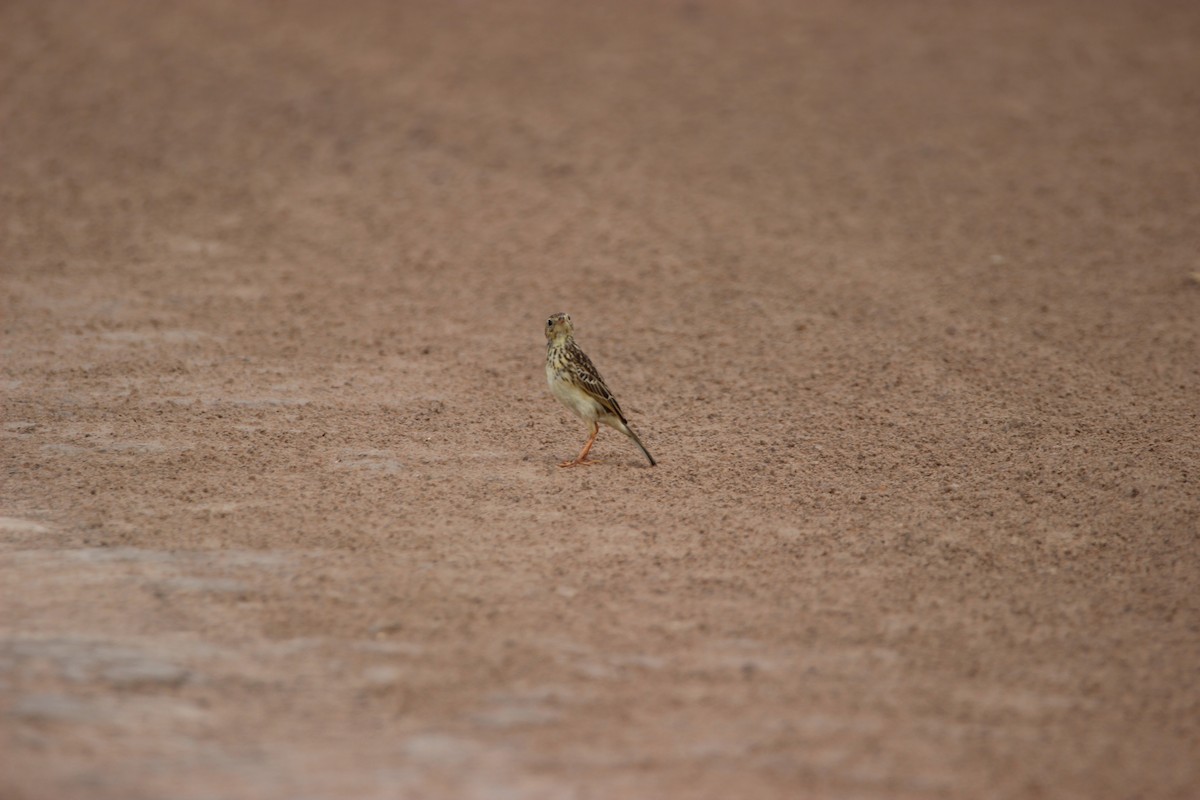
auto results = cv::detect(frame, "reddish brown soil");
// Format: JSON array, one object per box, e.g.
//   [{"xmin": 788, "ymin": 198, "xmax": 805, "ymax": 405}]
[{"xmin": 3, "ymin": 1, "xmax": 1198, "ymax": 798}]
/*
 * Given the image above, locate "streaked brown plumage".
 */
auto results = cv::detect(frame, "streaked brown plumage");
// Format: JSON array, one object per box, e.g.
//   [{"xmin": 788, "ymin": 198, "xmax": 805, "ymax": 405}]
[{"xmin": 545, "ymin": 312, "xmax": 655, "ymax": 467}]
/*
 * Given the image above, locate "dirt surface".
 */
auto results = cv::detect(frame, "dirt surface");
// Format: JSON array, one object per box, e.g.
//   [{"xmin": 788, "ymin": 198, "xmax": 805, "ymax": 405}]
[{"xmin": 3, "ymin": 1, "xmax": 1199, "ymax": 797}]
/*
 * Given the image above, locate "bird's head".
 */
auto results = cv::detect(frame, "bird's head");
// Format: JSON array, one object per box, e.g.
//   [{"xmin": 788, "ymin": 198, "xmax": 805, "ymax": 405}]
[{"xmin": 545, "ymin": 312, "xmax": 574, "ymax": 342}]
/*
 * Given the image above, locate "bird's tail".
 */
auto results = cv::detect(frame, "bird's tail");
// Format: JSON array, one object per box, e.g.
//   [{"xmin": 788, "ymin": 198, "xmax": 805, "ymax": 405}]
[{"xmin": 620, "ymin": 422, "xmax": 656, "ymax": 466}]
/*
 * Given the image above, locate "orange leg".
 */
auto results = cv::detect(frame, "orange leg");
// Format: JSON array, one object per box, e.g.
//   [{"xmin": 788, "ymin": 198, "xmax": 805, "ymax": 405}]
[{"xmin": 559, "ymin": 422, "xmax": 600, "ymax": 467}]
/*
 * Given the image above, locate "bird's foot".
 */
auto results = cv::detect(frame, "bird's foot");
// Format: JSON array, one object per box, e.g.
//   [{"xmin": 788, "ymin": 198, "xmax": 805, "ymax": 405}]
[{"xmin": 558, "ymin": 457, "xmax": 600, "ymax": 468}]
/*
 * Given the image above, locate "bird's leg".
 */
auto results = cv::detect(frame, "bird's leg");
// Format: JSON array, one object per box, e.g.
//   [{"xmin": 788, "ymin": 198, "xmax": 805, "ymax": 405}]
[
  {"xmin": 577, "ymin": 421, "xmax": 600, "ymax": 462},
  {"xmin": 559, "ymin": 422, "xmax": 600, "ymax": 467}
]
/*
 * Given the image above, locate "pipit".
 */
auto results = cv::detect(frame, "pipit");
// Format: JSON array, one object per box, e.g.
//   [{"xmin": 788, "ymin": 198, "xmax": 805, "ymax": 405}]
[{"xmin": 545, "ymin": 312, "xmax": 655, "ymax": 467}]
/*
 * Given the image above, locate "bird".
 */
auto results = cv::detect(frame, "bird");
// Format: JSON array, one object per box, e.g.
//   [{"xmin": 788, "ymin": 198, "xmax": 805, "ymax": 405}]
[{"xmin": 545, "ymin": 312, "xmax": 655, "ymax": 468}]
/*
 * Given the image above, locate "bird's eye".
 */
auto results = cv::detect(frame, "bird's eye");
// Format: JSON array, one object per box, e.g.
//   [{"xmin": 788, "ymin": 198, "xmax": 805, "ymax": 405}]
[{"xmin": 547, "ymin": 319, "xmax": 553, "ymax": 326}]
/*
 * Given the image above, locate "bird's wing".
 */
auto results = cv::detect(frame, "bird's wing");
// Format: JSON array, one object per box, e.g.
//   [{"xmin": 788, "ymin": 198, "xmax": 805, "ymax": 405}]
[{"xmin": 569, "ymin": 345, "xmax": 627, "ymax": 423}]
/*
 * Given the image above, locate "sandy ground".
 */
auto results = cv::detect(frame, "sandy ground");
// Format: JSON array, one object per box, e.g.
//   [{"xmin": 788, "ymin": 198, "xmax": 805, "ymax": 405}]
[{"xmin": 2, "ymin": 1, "xmax": 1199, "ymax": 797}]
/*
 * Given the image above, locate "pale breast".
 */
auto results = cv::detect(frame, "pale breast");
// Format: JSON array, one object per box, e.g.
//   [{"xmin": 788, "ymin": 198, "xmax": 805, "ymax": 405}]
[{"xmin": 547, "ymin": 362, "xmax": 603, "ymax": 421}]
